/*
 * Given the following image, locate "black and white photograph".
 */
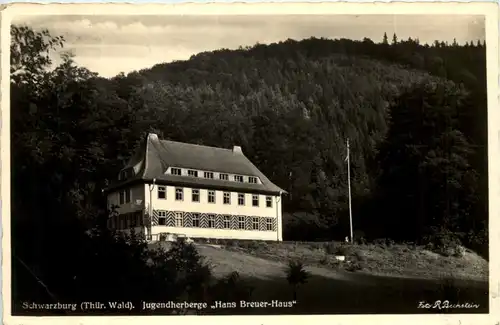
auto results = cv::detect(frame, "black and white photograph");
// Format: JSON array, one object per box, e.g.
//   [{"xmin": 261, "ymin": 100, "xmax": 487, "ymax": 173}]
[{"xmin": 2, "ymin": 2, "xmax": 497, "ymax": 321}]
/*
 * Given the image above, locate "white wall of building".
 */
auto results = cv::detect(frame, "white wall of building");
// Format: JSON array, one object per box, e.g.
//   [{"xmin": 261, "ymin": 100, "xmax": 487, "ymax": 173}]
[
  {"xmin": 148, "ymin": 185, "xmax": 275, "ymax": 217},
  {"xmin": 143, "ymin": 183, "xmax": 283, "ymax": 241},
  {"xmin": 150, "ymin": 226, "xmax": 279, "ymax": 241}
]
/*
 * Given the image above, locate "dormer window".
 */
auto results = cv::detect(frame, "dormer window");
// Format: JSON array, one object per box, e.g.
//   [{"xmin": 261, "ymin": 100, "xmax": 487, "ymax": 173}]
[
  {"xmin": 118, "ymin": 169, "xmax": 132, "ymax": 181},
  {"xmin": 204, "ymin": 171, "xmax": 214, "ymax": 179},
  {"xmin": 234, "ymin": 175, "xmax": 244, "ymax": 182},
  {"xmin": 248, "ymin": 177, "xmax": 258, "ymax": 184},
  {"xmin": 187, "ymin": 170, "xmax": 198, "ymax": 177},
  {"xmin": 219, "ymin": 173, "xmax": 229, "ymax": 181},
  {"xmin": 171, "ymin": 168, "xmax": 181, "ymax": 176}
]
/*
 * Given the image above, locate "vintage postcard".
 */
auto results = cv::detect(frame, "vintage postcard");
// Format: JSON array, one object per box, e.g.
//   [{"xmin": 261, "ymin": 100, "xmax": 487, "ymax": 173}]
[{"xmin": 1, "ymin": 2, "xmax": 498, "ymax": 325}]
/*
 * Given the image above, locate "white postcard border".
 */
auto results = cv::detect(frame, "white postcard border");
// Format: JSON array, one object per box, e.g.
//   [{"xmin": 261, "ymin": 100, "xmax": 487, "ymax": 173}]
[{"xmin": 1, "ymin": 2, "xmax": 498, "ymax": 325}]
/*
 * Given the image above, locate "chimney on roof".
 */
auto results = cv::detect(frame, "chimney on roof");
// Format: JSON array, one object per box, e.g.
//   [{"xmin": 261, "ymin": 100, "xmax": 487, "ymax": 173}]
[
  {"xmin": 148, "ymin": 133, "xmax": 159, "ymax": 141},
  {"xmin": 233, "ymin": 145, "xmax": 243, "ymax": 154}
]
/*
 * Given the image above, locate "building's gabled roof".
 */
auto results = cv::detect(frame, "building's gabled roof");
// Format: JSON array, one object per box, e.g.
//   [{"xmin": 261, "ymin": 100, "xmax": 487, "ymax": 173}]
[{"xmin": 106, "ymin": 133, "xmax": 286, "ymax": 195}]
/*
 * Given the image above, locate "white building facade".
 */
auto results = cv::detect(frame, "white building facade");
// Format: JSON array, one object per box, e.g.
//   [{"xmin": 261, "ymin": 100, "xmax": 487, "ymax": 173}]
[{"xmin": 105, "ymin": 133, "xmax": 285, "ymax": 241}]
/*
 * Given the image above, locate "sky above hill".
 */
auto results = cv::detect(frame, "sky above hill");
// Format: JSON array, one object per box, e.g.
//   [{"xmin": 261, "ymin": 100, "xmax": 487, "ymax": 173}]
[{"xmin": 13, "ymin": 14, "xmax": 485, "ymax": 78}]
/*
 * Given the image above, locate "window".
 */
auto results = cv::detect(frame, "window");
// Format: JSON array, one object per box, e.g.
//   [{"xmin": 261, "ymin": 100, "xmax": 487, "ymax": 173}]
[
  {"xmin": 119, "ymin": 169, "xmax": 132, "ymax": 181},
  {"xmin": 238, "ymin": 193, "xmax": 245, "ymax": 206},
  {"xmin": 223, "ymin": 192, "xmax": 231, "ymax": 204},
  {"xmin": 120, "ymin": 189, "xmax": 131, "ymax": 204},
  {"xmin": 192, "ymin": 189, "xmax": 200, "ymax": 202},
  {"xmin": 252, "ymin": 195, "xmax": 259, "ymax": 207},
  {"xmin": 266, "ymin": 218, "xmax": 273, "ymax": 231},
  {"xmin": 249, "ymin": 177, "xmax": 258, "ymax": 184},
  {"xmin": 238, "ymin": 216, "xmax": 245, "ymax": 230},
  {"xmin": 192, "ymin": 213, "xmax": 200, "ymax": 227},
  {"xmin": 208, "ymin": 190, "xmax": 215, "ymax": 203},
  {"xmin": 223, "ymin": 215, "xmax": 231, "ymax": 229},
  {"xmin": 175, "ymin": 188, "xmax": 183, "ymax": 201},
  {"xmin": 234, "ymin": 175, "xmax": 244, "ymax": 182},
  {"xmin": 158, "ymin": 186, "xmax": 166, "ymax": 199},
  {"xmin": 188, "ymin": 170, "xmax": 198, "ymax": 177},
  {"xmin": 266, "ymin": 196, "xmax": 273, "ymax": 208},
  {"xmin": 252, "ymin": 217, "xmax": 259, "ymax": 230},
  {"xmin": 171, "ymin": 168, "xmax": 181, "ymax": 176},
  {"xmin": 130, "ymin": 213, "xmax": 137, "ymax": 227},
  {"xmin": 219, "ymin": 173, "xmax": 229, "ymax": 181},
  {"xmin": 208, "ymin": 214, "xmax": 215, "ymax": 228},
  {"xmin": 136, "ymin": 212, "xmax": 143, "ymax": 227},
  {"xmin": 174, "ymin": 212, "xmax": 183, "ymax": 227},
  {"xmin": 158, "ymin": 211, "xmax": 167, "ymax": 225},
  {"xmin": 204, "ymin": 171, "xmax": 214, "ymax": 179}
]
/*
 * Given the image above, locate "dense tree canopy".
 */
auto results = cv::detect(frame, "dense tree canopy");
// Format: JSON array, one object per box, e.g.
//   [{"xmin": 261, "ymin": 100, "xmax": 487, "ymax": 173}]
[{"xmin": 10, "ymin": 25, "xmax": 488, "ymax": 309}]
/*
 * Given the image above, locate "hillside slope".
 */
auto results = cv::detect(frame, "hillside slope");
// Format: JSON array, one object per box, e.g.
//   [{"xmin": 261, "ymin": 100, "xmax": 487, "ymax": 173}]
[
  {"xmin": 193, "ymin": 242, "xmax": 487, "ymax": 281},
  {"xmin": 193, "ymin": 243, "xmax": 488, "ymax": 314},
  {"xmin": 114, "ymin": 50, "xmax": 452, "ymax": 235}
]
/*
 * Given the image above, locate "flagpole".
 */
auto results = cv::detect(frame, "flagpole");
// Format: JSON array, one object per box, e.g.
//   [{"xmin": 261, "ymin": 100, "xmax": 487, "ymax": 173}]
[{"xmin": 347, "ymin": 138, "xmax": 353, "ymax": 243}]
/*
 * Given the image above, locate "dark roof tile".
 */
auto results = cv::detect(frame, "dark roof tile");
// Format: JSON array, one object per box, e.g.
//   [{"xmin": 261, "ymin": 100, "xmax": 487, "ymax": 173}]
[{"xmin": 107, "ymin": 133, "xmax": 286, "ymax": 195}]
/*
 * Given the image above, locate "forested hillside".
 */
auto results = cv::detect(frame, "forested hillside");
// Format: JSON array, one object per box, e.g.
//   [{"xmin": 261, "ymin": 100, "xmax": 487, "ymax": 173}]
[
  {"xmin": 11, "ymin": 26, "xmax": 488, "ymax": 306},
  {"xmin": 120, "ymin": 37, "xmax": 487, "ymax": 248}
]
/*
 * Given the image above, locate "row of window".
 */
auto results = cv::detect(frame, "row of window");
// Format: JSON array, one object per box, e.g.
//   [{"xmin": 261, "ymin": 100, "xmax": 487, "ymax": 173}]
[
  {"xmin": 155, "ymin": 211, "xmax": 275, "ymax": 231},
  {"xmin": 117, "ymin": 187, "xmax": 275, "ymax": 207},
  {"xmin": 158, "ymin": 186, "xmax": 273, "ymax": 208},
  {"xmin": 110, "ymin": 211, "xmax": 276, "ymax": 232},
  {"xmin": 107, "ymin": 211, "xmax": 142, "ymax": 229},
  {"xmin": 169, "ymin": 167, "xmax": 259, "ymax": 184}
]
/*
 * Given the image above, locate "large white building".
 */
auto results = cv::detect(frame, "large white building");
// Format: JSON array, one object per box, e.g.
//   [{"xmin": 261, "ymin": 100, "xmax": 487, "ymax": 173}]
[{"xmin": 105, "ymin": 133, "xmax": 286, "ymax": 241}]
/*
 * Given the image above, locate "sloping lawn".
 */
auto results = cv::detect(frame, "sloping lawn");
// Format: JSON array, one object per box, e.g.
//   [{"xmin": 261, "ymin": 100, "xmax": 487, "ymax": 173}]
[
  {"xmin": 213, "ymin": 241, "xmax": 488, "ymax": 281},
  {"xmin": 194, "ymin": 243, "xmax": 488, "ymax": 314}
]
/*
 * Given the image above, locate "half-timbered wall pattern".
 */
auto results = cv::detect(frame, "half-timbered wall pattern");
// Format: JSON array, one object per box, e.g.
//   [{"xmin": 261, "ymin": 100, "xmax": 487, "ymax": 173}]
[{"xmin": 151, "ymin": 209, "xmax": 277, "ymax": 232}]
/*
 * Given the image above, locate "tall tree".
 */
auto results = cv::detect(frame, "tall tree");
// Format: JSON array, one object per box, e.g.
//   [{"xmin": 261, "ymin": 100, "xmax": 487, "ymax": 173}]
[
  {"xmin": 377, "ymin": 82, "xmax": 478, "ymax": 242},
  {"xmin": 392, "ymin": 33, "xmax": 398, "ymax": 45},
  {"xmin": 10, "ymin": 25, "xmax": 64, "ymax": 89},
  {"xmin": 382, "ymin": 32, "xmax": 389, "ymax": 45}
]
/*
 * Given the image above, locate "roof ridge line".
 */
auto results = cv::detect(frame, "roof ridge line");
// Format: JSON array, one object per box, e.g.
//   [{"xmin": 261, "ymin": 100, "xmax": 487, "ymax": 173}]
[{"xmin": 161, "ymin": 139, "xmax": 234, "ymax": 152}]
